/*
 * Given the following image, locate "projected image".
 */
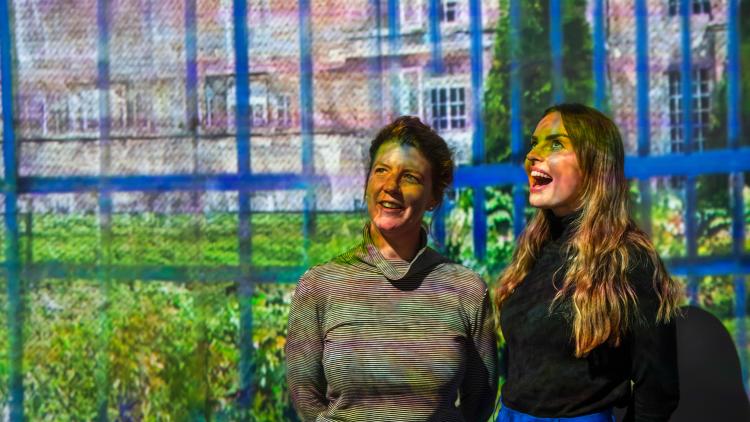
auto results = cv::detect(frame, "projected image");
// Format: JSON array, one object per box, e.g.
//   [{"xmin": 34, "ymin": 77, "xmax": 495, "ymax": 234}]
[{"xmin": 0, "ymin": 0, "xmax": 747, "ymax": 419}]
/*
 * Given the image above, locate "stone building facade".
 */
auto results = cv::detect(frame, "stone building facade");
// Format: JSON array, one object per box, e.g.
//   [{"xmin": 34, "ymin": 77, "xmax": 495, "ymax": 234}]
[
  {"xmin": 10, "ymin": 0, "xmax": 500, "ymax": 212},
  {"xmin": 607, "ymin": 0, "xmax": 727, "ymax": 156}
]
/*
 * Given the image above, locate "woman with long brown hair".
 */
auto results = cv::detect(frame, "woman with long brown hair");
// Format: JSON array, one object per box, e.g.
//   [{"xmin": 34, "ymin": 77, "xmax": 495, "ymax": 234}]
[{"xmin": 495, "ymin": 104, "xmax": 681, "ymax": 421}]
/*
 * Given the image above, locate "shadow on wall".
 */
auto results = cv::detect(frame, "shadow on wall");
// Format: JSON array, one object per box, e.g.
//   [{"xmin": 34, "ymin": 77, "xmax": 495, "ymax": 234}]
[{"xmin": 615, "ymin": 305, "xmax": 750, "ymax": 422}]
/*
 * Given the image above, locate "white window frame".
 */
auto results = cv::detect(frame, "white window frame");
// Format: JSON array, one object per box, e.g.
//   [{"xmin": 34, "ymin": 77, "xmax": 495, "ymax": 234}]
[
  {"xmin": 427, "ymin": 85, "xmax": 467, "ymax": 132},
  {"xmin": 68, "ymin": 86, "xmax": 99, "ymax": 135},
  {"xmin": 400, "ymin": 0, "xmax": 424, "ymax": 31},
  {"xmin": 667, "ymin": 68, "xmax": 711, "ymax": 154},
  {"xmin": 48, "ymin": 94, "xmax": 69, "ymax": 135},
  {"xmin": 399, "ymin": 68, "xmax": 423, "ymax": 117},
  {"xmin": 439, "ymin": 0, "xmax": 461, "ymax": 24},
  {"xmin": 22, "ymin": 93, "xmax": 47, "ymax": 135},
  {"xmin": 204, "ymin": 75, "xmax": 234, "ymax": 131},
  {"xmin": 110, "ymin": 82, "xmax": 129, "ymax": 132},
  {"xmin": 275, "ymin": 94, "xmax": 292, "ymax": 126},
  {"xmin": 668, "ymin": 0, "xmax": 711, "ymax": 16}
]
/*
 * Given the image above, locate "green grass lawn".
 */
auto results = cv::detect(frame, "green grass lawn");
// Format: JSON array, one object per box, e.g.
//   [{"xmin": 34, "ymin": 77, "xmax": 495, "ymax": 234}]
[{"xmin": 16, "ymin": 211, "xmax": 366, "ymax": 270}]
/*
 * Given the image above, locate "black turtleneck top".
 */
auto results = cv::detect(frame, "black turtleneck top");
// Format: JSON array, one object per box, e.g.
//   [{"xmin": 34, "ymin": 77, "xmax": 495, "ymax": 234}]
[{"xmin": 499, "ymin": 212, "xmax": 679, "ymax": 421}]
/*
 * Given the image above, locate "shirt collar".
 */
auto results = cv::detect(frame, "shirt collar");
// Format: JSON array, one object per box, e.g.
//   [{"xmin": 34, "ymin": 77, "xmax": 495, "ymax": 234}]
[{"xmin": 354, "ymin": 223, "xmax": 448, "ymax": 281}]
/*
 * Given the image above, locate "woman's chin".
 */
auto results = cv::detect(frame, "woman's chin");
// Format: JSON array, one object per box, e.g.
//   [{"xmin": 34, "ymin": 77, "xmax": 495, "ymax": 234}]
[{"xmin": 372, "ymin": 217, "xmax": 418, "ymax": 235}]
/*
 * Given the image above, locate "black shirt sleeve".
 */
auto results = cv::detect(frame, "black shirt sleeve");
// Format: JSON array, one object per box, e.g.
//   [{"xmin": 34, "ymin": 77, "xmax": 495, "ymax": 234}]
[{"xmin": 625, "ymin": 253, "xmax": 680, "ymax": 422}]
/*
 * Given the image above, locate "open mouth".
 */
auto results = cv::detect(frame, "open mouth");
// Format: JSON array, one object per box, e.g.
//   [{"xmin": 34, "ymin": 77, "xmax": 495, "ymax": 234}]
[
  {"xmin": 530, "ymin": 169, "xmax": 553, "ymax": 188},
  {"xmin": 379, "ymin": 200, "xmax": 404, "ymax": 210}
]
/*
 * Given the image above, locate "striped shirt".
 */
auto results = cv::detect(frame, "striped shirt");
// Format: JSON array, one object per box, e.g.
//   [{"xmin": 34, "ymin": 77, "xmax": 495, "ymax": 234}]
[{"xmin": 286, "ymin": 225, "xmax": 498, "ymax": 421}]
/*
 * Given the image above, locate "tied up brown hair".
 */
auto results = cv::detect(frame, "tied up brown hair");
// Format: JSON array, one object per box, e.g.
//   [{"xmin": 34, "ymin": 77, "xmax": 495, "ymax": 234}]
[
  {"xmin": 494, "ymin": 103, "xmax": 682, "ymax": 357},
  {"xmin": 366, "ymin": 116, "xmax": 454, "ymax": 207}
]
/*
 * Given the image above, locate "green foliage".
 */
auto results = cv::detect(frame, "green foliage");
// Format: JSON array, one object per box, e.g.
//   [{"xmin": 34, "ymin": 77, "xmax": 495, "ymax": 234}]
[
  {"xmin": 10, "ymin": 212, "xmax": 364, "ymax": 419},
  {"xmin": 444, "ymin": 188, "xmax": 517, "ymax": 281},
  {"xmin": 23, "ymin": 280, "xmax": 242, "ymax": 420},
  {"xmin": 650, "ymin": 188, "xmax": 687, "ymax": 258},
  {"xmin": 484, "ymin": 0, "xmax": 593, "ymax": 163}
]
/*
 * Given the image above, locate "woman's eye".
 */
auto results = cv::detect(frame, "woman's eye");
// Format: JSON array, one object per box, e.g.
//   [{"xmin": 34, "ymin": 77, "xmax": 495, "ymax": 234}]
[
  {"xmin": 529, "ymin": 140, "xmax": 538, "ymax": 150},
  {"xmin": 551, "ymin": 140, "xmax": 563, "ymax": 150},
  {"xmin": 403, "ymin": 174, "xmax": 420, "ymax": 183},
  {"xmin": 373, "ymin": 167, "xmax": 387, "ymax": 174}
]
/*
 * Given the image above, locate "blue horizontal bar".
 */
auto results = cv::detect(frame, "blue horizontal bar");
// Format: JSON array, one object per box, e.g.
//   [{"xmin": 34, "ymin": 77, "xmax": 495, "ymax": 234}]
[
  {"xmin": 6, "ymin": 147, "xmax": 750, "ymax": 194},
  {"xmin": 454, "ymin": 163, "xmax": 527, "ymax": 187},
  {"xmin": 454, "ymin": 147, "xmax": 750, "ymax": 188},
  {"xmin": 18, "ymin": 173, "xmax": 321, "ymax": 194},
  {"xmin": 624, "ymin": 148, "xmax": 750, "ymax": 178},
  {"xmin": 18, "ymin": 262, "xmax": 305, "ymax": 284},
  {"xmin": 7, "ymin": 256, "xmax": 750, "ymax": 284},
  {"xmin": 666, "ymin": 255, "xmax": 750, "ymax": 277}
]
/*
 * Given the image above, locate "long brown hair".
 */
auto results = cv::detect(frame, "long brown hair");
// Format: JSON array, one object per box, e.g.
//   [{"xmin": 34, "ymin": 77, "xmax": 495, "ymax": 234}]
[{"xmin": 494, "ymin": 103, "xmax": 681, "ymax": 357}]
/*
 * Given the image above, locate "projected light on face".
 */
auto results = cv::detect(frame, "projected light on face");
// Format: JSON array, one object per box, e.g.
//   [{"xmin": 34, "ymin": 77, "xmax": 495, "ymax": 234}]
[
  {"xmin": 525, "ymin": 111, "xmax": 583, "ymax": 216},
  {"xmin": 366, "ymin": 140, "xmax": 437, "ymax": 237}
]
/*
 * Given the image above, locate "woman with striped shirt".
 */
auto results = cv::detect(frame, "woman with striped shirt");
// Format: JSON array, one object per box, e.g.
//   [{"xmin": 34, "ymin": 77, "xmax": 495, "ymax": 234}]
[{"xmin": 286, "ymin": 116, "xmax": 498, "ymax": 421}]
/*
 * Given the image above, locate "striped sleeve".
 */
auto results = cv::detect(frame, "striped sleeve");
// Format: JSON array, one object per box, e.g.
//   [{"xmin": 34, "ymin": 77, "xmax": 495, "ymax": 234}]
[
  {"xmin": 459, "ymin": 286, "xmax": 499, "ymax": 421},
  {"xmin": 286, "ymin": 271, "xmax": 328, "ymax": 421}
]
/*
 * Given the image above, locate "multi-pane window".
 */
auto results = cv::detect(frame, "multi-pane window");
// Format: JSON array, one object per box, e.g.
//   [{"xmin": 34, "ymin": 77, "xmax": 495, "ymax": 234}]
[
  {"xmin": 251, "ymin": 102, "xmax": 267, "ymax": 127},
  {"xmin": 20, "ymin": 94, "xmax": 46, "ymax": 135},
  {"xmin": 668, "ymin": 0, "xmax": 711, "ymax": 16},
  {"xmin": 429, "ymin": 86, "xmax": 466, "ymax": 131},
  {"xmin": 275, "ymin": 94, "xmax": 292, "ymax": 126},
  {"xmin": 110, "ymin": 83, "xmax": 129, "ymax": 131},
  {"xmin": 399, "ymin": 69, "xmax": 421, "ymax": 116},
  {"xmin": 69, "ymin": 87, "xmax": 99, "ymax": 134},
  {"xmin": 668, "ymin": 68, "xmax": 711, "ymax": 153},
  {"xmin": 48, "ymin": 94, "xmax": 69, "ymax": 134},
  {"xmin": 131, "ymin": 89, "xmax": 153, "ymax": 131},
  {"xmin": 439, "ymin": 0, "xmax": 458, "ymax": 23},
  {"xmin": 205, "ymin": 75, "xmax": 234, "ymax": 131},
  {"xmin": 401, "ymin": 0, "xmax": 424, "ymax": 29},
  {"xmin": 204, "ymin": 76, "xmax": 277, "ymax": 130}
]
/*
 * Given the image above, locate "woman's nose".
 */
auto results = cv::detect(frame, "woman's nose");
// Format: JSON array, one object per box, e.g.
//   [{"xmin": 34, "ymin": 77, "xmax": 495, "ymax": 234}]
[
  {"xmin": 526, "ymin": 148, "xmax": 542, "ymax": 164},
  {"xmin": 383, "ymin": 174, "xmax": 399, "ymax": 192}
]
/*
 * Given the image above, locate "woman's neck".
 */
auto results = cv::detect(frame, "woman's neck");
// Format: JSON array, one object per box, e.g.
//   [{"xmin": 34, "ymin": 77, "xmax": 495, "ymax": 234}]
[
  {"xmin": 369, "ymin": 223, "xmax": 422, "ymax": 261},
  {"xmin": 548, "ymin": 209, "xmax": 582, "ymax": 240}
]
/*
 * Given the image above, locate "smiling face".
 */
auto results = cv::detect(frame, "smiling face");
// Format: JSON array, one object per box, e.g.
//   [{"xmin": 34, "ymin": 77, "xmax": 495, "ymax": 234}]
[
  {"xmin": 525, "ymin": 111, "xmax": 584, "ymax": 216},
  {"xmin": 366, "ymin": 140, "xmax": 437, "ymax": 238}
]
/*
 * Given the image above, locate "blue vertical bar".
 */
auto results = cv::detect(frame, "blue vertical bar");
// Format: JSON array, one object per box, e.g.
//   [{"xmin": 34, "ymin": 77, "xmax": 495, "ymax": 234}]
[
  {"xmin": 635, "ymin": 0, "xmax": 650, "ymax": 158},
  {"xmin": 685, "ymin": 178, "xmax": 698, "ymax": 304},
  {"xmin": 510, "ymin": 0, "xmax": 525, "ymax": 238},
  {"xmin": 432, "ymin": 205, "xmax": 445, "ymax": 251},
  {"xmin": 635, "ymin": 0, "xmax": 652, "ymax": 238},
  {"xmin": 369, "ymin": 0, "xmax": 384, "ymax": 125},
  {"xmin": 592, "ymin": 0, "xmax": 607, "ymax": 111},
  {"xmin": 387, "ymin": 0, "xmax": 401, "ymax": 114},
  {"xmin": 185, "ymin": 0, "xmax": 198, "ymax": 134},
  {"xmin": 679, "ymin": 0, "xmax": 693, "ymax": 154},
  {"xmin": 184, "ymin": 2, "xmax": 207, "ymax": 413},
  {"xmin": 233, "ymin": 0, "xmax": 254, "ymax": 409},
  {"xmin": 428, "ymin": 0, "xmax": 444, "ymax": 74},
  {"xmin": 299, "ymin": 0, "xmax": 315, "ymax": 267},
  {"xmin": 680, "ymin": 0, "xmax": 698, "ymax": 304},
  {"xmin": 549, "ymin": 0, "xmax": 563, "ymax": 104},
  {"xmin": 727, "ymin": 0, "xmax": 746, "ymax": 389},
  {"xmin": 469, "ymin": 0, "xmax": 484, "ymax": 164},
  {"xmin": 469, "ymin": 0, "xmax": 485, "ymax": 260},
  {"xmin": 96, "ymin": 0, "xmax": 112, "ymax": 419},
  {"xmin": 0, "ymin": 0, "xmax": 22, "ymax": 419}
]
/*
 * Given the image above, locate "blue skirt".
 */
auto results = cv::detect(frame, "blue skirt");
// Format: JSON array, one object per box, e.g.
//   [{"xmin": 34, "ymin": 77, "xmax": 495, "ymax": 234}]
[{"xmin": 497, "ymin": 405, "xmax": 615, "ymax": 422}]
